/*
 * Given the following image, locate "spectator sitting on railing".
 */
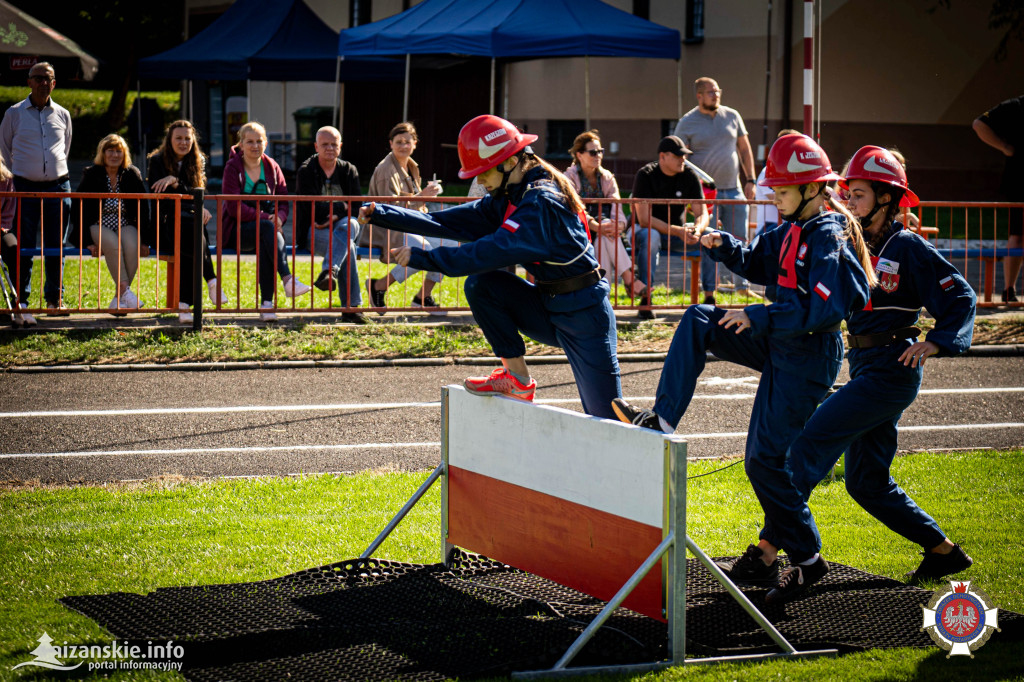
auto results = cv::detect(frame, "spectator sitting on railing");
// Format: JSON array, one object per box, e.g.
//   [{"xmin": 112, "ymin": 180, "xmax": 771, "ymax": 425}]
[
  {"xmin": 71, "ymin": 134, "xmax": 150, "ymax": 315},
  {"xmin": 629, "ymin": 135, "xmax": 708, "ymax": 315},
  {"xmin": 146, "ymin": 119, "xmax": 224, "ymax": 324},
  {"xmin": 294, "ymin": 126, "xmax": 366, "ymax": 324},
  {"xmin": 364, "ymin": 121, "xmax": 446, "ymax": 314},
  {"xmin": 0, "ymin": 148, "xmax": 33, "ymax": 326},
  {"xmin": 222, "ymin": 121, "xmax": 311, "ymax": 322},
  {"xmin": 564, "ymin": 130, "xmax": 646, "ymax": 311}
]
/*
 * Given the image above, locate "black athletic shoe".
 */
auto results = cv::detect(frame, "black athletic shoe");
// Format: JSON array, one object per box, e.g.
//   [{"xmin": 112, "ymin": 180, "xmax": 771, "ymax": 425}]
[
  {"xmin": 1001, "ymin": 286, "xmax": 1018, "ymax": 303},
  {"xmin": 765, "ymin": 555, "xmax": 829, "ymax": 604},
  {"xmin": 637, "ymin": 295, "xmax": 654, "ymax": 320},
  {"xmin": 314, "ymin": 265, "xmax": 339, "ymax": 291},
  {"xmin": 340, "ymin": 312, "xmax": 369, "ymax": 325},
  {"xmin": 715, "ymin": 544, "xmax": 780, "ymax": 586},
  {"xmin": 906, "ymin": 544, "xmax": 973, "ymax": 584},
  {"xmin": 611, "ymin": 398, "xmax": 661, "ymax": 431},
  {"xmin": 367, "ymin": 278, "xmax": 386, "ymax": 314}
]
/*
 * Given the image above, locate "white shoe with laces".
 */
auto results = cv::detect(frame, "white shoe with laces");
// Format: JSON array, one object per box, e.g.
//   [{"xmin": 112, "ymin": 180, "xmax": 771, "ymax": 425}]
[
  {"xmin": 283, "ymin": 276, "xmax": 311, "ymax": 298},
  {"xmin": 259, "ymin": 300, "xmax": 277, "ymax": 322},
  {"xmin": 178, "ymin": 302, "xmax": 193, "ymax": 324},
  {"xmin": 208, "ymin": 278, "xmax": 229, "ymax": 305},
  {"xmin": 18, "ymin": 303, "xmax": 36, "ymax": 327},
  {"xmin": 120, "ymin": 289, "xmax": 142, "ymax": 309}
]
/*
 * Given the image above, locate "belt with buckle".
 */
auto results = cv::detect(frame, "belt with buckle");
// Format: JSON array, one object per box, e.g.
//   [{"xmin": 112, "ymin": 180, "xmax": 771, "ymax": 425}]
[{"xmin": 846, "ymin": 326, "xmax": 921, "ymax": 349}]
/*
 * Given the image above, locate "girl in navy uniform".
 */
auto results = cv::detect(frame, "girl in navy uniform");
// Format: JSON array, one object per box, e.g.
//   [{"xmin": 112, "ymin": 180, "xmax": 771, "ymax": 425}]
[
  {"xmin": 612, "ymin": 134, "xmax": 874, "ymax": 604},
  {"xmin": 786, "ymin": 146, "xmax": 976, "ymax": 586},
  {"xmin": 358, "ymin": 115, "xmax": 620, "ymax": 419}
]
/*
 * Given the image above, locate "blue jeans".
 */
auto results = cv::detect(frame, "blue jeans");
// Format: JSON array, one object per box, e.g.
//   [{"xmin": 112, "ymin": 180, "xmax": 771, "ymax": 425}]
[
  {"xmin": 702, "ymin": 187, "xmax": 750, "ymax": 291},
  {"xmin": 653, "ymin": 304, "xmax": 842, "ymax": 562},
  {"xmin": 627, "ymin": 226, "xmax": 692, "ymax": 288},
  {"xmin": 464, "ymin": 270, "xmax": 621, "ymax": 419},
  {"xmin": 788, "ymin": 345, "xmax": 946, "ymax": 550},
  {"xmin": 13, "ymin": 177, "xmax": 70, "ymax": 304},
  {"xmin": 309, "ymin": 218, "xmax": 362, "ymax": 306}
]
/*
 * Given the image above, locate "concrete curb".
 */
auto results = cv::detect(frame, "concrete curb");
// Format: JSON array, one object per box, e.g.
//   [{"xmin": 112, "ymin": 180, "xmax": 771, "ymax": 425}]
[{"xmin": 5, "ymin": 345, "xmax": 1023, "ymax": 373}]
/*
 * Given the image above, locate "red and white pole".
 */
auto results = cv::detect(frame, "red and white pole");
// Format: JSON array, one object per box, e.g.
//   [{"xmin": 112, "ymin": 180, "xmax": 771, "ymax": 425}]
[{"xmin": 803, "ymin": 0, "xmax": 814, "ymax": 135}]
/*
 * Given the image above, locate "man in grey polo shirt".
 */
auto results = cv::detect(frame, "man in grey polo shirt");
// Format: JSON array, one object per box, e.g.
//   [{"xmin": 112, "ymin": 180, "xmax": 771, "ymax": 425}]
[
  {"xmin": 674, "ymin": 76, "xmax": 759, "ymax": 303},
  {"xmin": 0, "ymin": 62, "xmax": 72, "ymax": 311}
]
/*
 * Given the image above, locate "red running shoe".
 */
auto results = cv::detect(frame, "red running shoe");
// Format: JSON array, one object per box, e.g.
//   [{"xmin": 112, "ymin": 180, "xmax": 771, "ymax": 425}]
[{"xmin": 464, "ymin": 367, "xmax": 536, "ymax": 402}]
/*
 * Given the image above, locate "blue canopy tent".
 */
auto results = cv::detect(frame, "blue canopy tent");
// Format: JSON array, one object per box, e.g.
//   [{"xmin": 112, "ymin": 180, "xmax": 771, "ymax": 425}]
[
  {"xmin": 336, "ymin": 0, "xmax": 682, "ymax": 127},
  {"xmin": 139, "ymin": 0, "xmax": 401, "ymax": 121}
]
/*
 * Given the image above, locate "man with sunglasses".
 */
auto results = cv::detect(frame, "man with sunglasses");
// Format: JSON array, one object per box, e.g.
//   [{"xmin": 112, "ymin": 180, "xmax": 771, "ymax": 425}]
[{"xmin": 0, "ymin": 62, "xmax": 72, "ymax": 314}]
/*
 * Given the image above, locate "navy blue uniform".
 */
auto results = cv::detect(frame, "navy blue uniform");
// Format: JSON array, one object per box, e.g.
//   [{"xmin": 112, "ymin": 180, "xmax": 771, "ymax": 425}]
[
  {"xmin": 789, "ymin": 223, "xmax": 976, "ymax": 550},
  {"xmin": 653, "ymin": 212, "xmax": 870, "ymax": 562},
  {"xmin": 370, "ymin": 166, "xmax": 621, "ymax": 418}
]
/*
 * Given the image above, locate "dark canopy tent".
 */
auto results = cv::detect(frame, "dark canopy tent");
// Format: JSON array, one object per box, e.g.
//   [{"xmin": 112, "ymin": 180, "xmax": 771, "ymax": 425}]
[
  {"xmin": 336, "ymin": 0, "xmax": 682, "ymax": 125},
  {"xmin": 0, "ymin": 0, "xmax": 98, "ymax": 81}
]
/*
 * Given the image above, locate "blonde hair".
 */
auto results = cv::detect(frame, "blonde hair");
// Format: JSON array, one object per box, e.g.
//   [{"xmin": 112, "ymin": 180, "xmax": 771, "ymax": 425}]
[
  {"xmin": 93, "ymin": 134, "xmax": 132, "ymax": 169},
  {"xmin": 0, "ymin": 149, "xmax": 11, "ymax": 182},
  {"xmin": 824, "ymin": 186, "xmax": 877, "ymax": 289},
  {"xmin": 237, "ymin": 121, "xmax": 267, "ymax": 144}
]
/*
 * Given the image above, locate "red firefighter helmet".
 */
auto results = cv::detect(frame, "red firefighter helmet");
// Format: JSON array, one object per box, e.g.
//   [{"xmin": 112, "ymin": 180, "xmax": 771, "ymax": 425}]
[
  {"xmin": 839, "ymin": 145, "xmax": 920, "ymax": 207},
  {"xmin": 457, "ymin": 115, "xmax": 538, "ymax": 179},
  {"xmin": 760, "ymin": 133, "xmax": 840, "ymax": 187}
]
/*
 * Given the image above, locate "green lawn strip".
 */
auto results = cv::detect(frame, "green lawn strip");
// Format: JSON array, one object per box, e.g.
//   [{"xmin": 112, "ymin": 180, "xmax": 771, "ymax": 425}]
[{"xmin": 1, "ymin": 450, "xmax": 1021, "ymax": 680}]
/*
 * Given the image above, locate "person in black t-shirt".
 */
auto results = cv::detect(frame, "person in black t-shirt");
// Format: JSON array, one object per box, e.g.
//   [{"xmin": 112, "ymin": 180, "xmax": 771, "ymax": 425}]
[
  {"xmin": 629, "ymin": 136, "xmax": 707, "ymax": 316},
  {"xmin": 973, "ymin": 96, "xmax": 1024, "ymax": 303}
]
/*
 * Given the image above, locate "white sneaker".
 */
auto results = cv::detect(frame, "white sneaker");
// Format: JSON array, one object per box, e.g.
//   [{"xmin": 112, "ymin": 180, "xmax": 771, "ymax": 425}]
[
  {"xmin": 18, "ymin": 303, "xmax": 36, "ymax": 327},
  {"xmin": 178, "ymin": 302, "xmax": 193, "ymax": 324},
  {"xmin": 120, "ymin": 289, "xmax": 142, "ymax": 309},
  {"xmin": 108, "ymin": 295, "xmax": 125, "ymax": 315},
  {"xmin": 283, "ymin": 276, "xmax": 311, "ymax": 298},
  {"xmin": 259, "ymin": 300, "xmax": 277, "ymax": 322},
  {"xmin": 208, "ymin": 278, "xmax": 229, "ymax": 305}
]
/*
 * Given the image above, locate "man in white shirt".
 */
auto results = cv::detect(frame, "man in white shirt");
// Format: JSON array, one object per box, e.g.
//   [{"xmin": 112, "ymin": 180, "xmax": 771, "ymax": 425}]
[{"xmin": 0, "ymin": 62, "xmax": 72, "ymax": 311}]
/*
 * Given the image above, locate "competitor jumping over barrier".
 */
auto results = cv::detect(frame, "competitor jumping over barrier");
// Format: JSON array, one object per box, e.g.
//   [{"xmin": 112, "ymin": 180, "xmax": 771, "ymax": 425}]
[{"xmin": 358, "ymin": 115, "xmax": 622, "ymax": 419}]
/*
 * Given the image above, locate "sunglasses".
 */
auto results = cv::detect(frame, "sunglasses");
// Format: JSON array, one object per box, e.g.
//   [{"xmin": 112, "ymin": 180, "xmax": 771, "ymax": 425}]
[{"xmin": 583, "ymin": 148, "xmax": 605, "ymax": 157}]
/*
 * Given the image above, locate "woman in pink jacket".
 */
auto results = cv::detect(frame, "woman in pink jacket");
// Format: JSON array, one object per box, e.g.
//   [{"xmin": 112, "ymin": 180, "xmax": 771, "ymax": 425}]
[{"xmin": 221, "ymin": 122, "xmax": 310, "ymax": 321}]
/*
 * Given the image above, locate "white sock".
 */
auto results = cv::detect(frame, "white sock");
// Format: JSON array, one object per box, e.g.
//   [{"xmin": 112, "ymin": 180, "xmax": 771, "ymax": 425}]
[
  {"xmin": 657, "ymin": 415, "xmax": 674, "ymax": 434},
  {"xmin": 799, "ymin": 553, "xmax": 820, "ymax": 566}
]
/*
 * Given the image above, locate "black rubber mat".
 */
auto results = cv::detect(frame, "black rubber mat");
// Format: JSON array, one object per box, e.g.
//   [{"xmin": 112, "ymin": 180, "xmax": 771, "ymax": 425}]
[{"xmin": 61, "ymin": 550, "xmax": 1022, "ymax": 681}]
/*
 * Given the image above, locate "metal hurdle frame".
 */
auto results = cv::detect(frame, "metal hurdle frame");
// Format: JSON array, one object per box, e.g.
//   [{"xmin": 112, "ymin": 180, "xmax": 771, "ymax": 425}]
[{"xmin": 361, "ymin": 386, "xmax": 835, "ymax": 677}]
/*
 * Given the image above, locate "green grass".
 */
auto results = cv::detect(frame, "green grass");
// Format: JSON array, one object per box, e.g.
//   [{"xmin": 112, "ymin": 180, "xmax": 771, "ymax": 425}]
[{"xmin": 0, "ymin": 450, "xmax": 1021, "ymax": 680}]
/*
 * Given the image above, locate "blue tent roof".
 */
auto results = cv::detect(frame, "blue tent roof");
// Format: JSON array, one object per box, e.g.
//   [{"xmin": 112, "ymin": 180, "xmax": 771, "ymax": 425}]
[
  {"xmin": 336, "ymin": 0, "xmax": 681, "ymax": 60},
  {"xmin": 139, "ymin": 0, "xmax": 401, "ymax": 82}
]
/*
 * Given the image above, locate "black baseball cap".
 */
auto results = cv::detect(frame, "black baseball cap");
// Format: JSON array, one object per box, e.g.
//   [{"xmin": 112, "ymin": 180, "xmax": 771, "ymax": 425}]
[{"xmin": 657, "ymin": 135, "xmax": 693, "ymax": 156}]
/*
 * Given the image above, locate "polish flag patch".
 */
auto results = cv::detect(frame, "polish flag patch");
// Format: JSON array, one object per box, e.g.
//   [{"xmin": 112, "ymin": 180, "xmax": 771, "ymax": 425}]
[
  {"xmin": 501, "ymin": 219, "xmax": 520, "ymax": 233},
  {"xmin": 939, "ymin": 275, "xmax": 954, "ymax": 291},
  {"xmin": 814, "ymin": 281, "xmax": 831, "ymax": 300}
]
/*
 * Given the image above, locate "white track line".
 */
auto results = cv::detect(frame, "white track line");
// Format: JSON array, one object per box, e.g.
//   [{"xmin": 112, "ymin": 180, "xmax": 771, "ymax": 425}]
[
  {"xmin": 2, "ymin": 423, "xmax": 1022, "ymax": 460},
  {"xmin": 2, "ymin": 386, "xmax": 1021, "ymax": 419}
]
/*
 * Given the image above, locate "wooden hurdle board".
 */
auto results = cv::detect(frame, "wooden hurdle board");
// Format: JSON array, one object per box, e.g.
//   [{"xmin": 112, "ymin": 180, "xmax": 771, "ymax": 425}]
[{"xmin": 441, "ymin": 385, "xmax": 686, "ymax": 622}]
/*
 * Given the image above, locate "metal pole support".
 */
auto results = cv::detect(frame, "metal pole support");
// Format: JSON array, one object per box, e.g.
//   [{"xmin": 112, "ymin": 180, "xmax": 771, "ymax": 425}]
[{"xmin": 192, "ymin": 188, "xmax": 204, "ymax": 331}]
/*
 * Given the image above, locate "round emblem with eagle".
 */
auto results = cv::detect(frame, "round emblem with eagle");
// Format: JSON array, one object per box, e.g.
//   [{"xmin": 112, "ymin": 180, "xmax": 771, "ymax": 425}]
[{"xmin": 921, "ymin": 581, "xmax": 1000, "ymax": 657}]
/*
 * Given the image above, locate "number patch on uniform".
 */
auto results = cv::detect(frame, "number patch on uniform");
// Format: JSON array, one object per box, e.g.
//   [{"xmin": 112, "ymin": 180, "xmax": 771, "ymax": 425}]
[{"xmin": 777, "ymin": 224, "xmax": 802, "ymax": 289}]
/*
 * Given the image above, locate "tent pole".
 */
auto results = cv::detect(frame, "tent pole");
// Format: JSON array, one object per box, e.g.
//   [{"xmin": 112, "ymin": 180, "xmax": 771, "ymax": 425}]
[
  {"xmin": 677, "ymin": 58, "xmax": 683, "ymax": 119},
  {"xmin": 584, "ymin": 55, "xmax": 590, "ymax": 131},
  {"xmin": 188, "ymin": 81, "xmax": 194, "ymax": 122},
  {"xmin": 136, "ymin": 80, "xmax": 145, "ymax": 177},
  {"xmin": 246, "ymin": 79, "xmax": 251, "ymax": 121},
  {"xmin": 503, "ymin": 62, "xmax": 509, "ymax": 118},
  {"xmin": 282, "ymin": 81, "xmax": 287, "ymax": 140},
  {"xmin": 489, "ymin": 57, "xmax": 495, "ymax": 115},
  {"xmin": 403, "ymin": 54, "xmax": 411, "ymax": 121},
  {"xmin": 333, "ymin": 56, "xmax": 342, "ymax": 128}
]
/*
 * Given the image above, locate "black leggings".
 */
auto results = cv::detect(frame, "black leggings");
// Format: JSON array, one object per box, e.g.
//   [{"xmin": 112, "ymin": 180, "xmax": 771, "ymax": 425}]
[
  {"xmin": 0, "ymin": 230, "xmax": 31, "ymax": 302},
  {"xmin": 176, "ymin": 219, "xmax": 216, "ymax": 306}
]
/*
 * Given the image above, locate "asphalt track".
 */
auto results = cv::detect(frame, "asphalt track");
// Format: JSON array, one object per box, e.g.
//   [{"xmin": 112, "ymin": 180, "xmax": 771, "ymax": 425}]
[{"xmin": 1, "ymin": 355, "xmax": 1022, "ymax": 484}]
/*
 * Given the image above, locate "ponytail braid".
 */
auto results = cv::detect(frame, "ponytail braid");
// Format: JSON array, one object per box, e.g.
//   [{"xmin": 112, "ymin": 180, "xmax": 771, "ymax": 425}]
[{"xmin": 826, "ymin": 191, "xmax": 878, "ymax": 289}]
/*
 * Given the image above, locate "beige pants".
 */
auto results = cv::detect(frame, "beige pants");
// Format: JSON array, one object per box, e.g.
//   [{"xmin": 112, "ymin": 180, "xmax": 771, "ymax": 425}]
[{"xmin": 89, "ymin": 223, "xmax": 140, "ymax": 289}]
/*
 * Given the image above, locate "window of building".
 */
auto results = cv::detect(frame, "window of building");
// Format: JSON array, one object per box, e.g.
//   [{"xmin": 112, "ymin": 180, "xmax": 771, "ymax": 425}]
[
  {"xmin": 546, "ymin": 120, "xmax": 585, "ymax": 159},
  {"xmin": 632, "ymin": 0, "xmax": 649, "ymax": 20},
  {"xmin": 685, "ymin": 0, "xmax": 705, "ymax": 44},
  {"xmin": 350, "ymin": 0, "xmax": 372, "ymax": 27}
]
